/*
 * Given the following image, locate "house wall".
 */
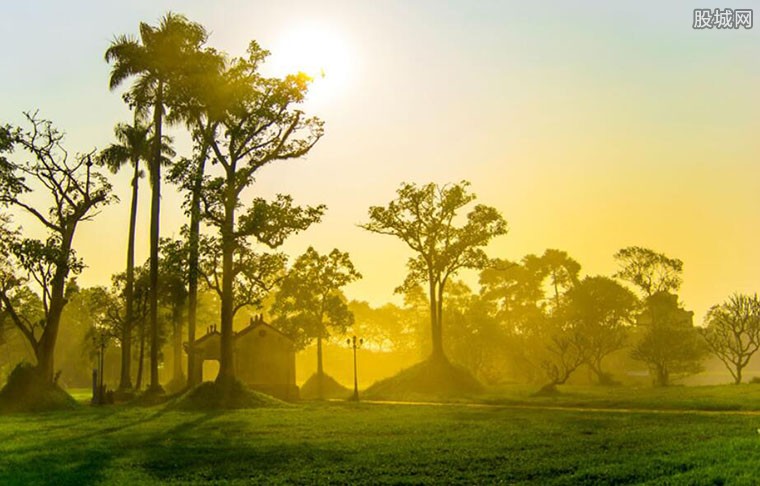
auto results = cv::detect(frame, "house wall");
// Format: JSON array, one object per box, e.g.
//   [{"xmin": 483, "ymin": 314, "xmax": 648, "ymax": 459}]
[{"xmin": 235, "ymin": 326, "xmax": 298, "ymax": 400}]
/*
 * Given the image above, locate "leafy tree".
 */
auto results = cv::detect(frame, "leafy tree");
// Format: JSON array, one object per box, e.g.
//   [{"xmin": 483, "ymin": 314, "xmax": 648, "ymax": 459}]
[
  {"xmin": 362, "ymin": 181, "xmax": 507, "ymax": 363},
  {"xmin": 480, "ymin": 258, "xmax": 546, "ymax": 333},
  {"xmin": 560, "ymin": 276, "xmax": 638, "ymax": 384},
  {"xmin": 199, "ymin": 235, "xmax": 287, "ymax": 322},
  {"xmin": 106, "ymin": 12, "xmax": 208, "ymax": 392},
  {"xmin": 189, "ymin": 42, "xmax": 325, "ymax": 386},
  {"xmin": 631, "ymin": 292, "xmax": 707, "ymax": 386},
  {"xmin": 98, "ymin": 117, "xmax": 173, "ymax": 390},
  {"xmin": 0, "ymin": 114, "xmax": 114, "ymax": 383},
  {"xmin": 167, "ymin": 153, "xmax": 209, "ymax": 386},
  {"xmin": 442, "ymin": 281, "xmax": 507, "ymax": 384},
  {"xmin": 614, "ymin": 246, "xmax": 683, "ymax": 297},
  {"xmin": 536, "ymin": 249, "xmax": 580, "ymax": 308},
  {"xmin": 702, "ymin": 293, "xmax": 760, "ymax": 384},
  {"xmin": 348, "ymin": 301, "xmax": 419, "ymax": 354},
  {"xmin": 479, "ymin": 258, "xmax": 549, "ymax": 382},
  {"xmin": 158, "ymin": 238, "xmax": 188, "ymax": 388},
  {"xmin": 272, "ymin": 247, "xmax": 361, "ymax": 398},
  {"xmin": 165, "ymin": 48, "xmax": 225, "ymax": 386}
]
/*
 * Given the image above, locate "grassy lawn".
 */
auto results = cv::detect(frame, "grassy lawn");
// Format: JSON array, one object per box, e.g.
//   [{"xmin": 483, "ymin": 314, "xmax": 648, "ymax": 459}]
[
  {"xmin": 2, "ymin": 396, "xmax": 760, "ymax": 484},
  {"xmin": 479, "ymin": 384, "xmax": 760, "ymax": 412}
]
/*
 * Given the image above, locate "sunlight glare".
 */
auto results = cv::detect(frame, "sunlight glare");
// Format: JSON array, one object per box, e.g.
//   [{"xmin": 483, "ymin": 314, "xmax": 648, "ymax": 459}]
[{"xmin": 267, "ymin": 22, "xmax": 355, "ymax": 107}]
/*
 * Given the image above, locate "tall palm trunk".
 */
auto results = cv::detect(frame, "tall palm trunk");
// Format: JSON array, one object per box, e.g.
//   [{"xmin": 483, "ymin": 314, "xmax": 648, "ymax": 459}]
[
  {"xmin": 186, "ymin": 155, "xmax": 206, "ymax": 386},
  {"xmin": 135, "ymin": 317, "xmax": 146, "ymax": 389},
  {"xmin": 119, "ymin": 158, "xmax": 139, "ymax": 391},
  {"xmin": 148, "ymin": 82, "xmax": 164, "ymax": 393}
]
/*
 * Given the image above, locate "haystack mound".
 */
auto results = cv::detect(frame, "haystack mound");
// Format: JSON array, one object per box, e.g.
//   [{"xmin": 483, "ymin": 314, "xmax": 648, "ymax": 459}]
[
  {"xmin": 299, "ymin": 373, "xmax": 351, "ymax": 400},
  {"xmin": 363, "ymin": 358, "xmax": 483, "ymax": 401},
  {"xmin": 0, "ymin": 362, "xmax": 78, "ymax": 413},
  {"xmin": 170, "ymin": 380, "xmax": 285, "ymax": 410}
]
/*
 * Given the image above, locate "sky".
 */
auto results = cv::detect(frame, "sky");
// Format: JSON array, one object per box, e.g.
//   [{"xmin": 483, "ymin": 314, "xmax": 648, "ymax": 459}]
[{"xmin": 0, "ymin": 0, "xmax": 758, "ymax": 322}]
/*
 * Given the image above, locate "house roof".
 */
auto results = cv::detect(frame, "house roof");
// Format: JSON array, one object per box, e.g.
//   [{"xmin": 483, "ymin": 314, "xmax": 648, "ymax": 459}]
[
  {"xmin": 184, "ymin": 316, "xmax": 292, "ymax": 353},
  {"xmin": 183, "ymin": 329, "xmax": 220, "ymax": 353},
  {"xmin": 236, "ymin": 319, "xmax": 292, "ymax": 342}
]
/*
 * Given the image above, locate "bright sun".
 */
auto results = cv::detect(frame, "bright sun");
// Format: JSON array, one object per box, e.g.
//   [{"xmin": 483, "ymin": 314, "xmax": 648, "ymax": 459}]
[{"xmin": 267, "ymin": 23, "xmax": 355, "ymax": 106}]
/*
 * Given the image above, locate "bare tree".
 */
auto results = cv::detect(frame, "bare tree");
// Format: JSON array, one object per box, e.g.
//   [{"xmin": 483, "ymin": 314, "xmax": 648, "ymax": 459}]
[
  {"xmin": 702, "ymin": 293, "xmax": 760, "ymax": 384},
  {"xmin": 0, "ymin": 113, "xmax": 114, "ymax": 382}
]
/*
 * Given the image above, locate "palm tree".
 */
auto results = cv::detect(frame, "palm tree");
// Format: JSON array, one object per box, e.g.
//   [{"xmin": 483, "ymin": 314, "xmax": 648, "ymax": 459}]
[
  {"xmin": 100, "ymin": 118, "xmax": 149, "ymax": 391},
  {"xmin": 105, "ymin": 12, "xmax": 208, "ymax": 392},
  {"xmin": 100, "ymin": 117, "xmax": 175, "ymax": 391}
]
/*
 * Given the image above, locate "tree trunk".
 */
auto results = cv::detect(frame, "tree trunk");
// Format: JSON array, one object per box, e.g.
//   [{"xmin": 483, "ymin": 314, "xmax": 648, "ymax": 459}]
[
  {"xmin": 589, "ymin": 359, "xmax": 610, "ymax": 385},
  {"xmin": 428, "ymin": 279, "xmax": 444, "ymax": 362},
  {"xmin": 172, "ymin": 304, "xmax": 185, "ymax": 385},
  {"xmin": 135, "ymin": 318, "xmax": 145, "ymax": 390},
  {"xmin": 735, "ymin": 365, "xmax": 743, "ymax": 385},
  {"xmin": 436, "ymin": 279, "xmax": 447, "ymax": 363},
  {"xmin": 119, "ymin": 158, "xmax": 139, "ymax": 391},
  {"xmin": 653, "ymin": 364, "xmax": 669, "ymax": 387},
  {"xmin": 216, "ymin": 175, "xmax": 236, "ymax": 387},
  {"xmin": 148, "ymin": 84, "xmax": 164, "ymax": 393},
  {"xmin": 316, "ymin": 333, "xmax": 324, "ymax": 399},
  {"xmin": 35, "ymin": 233, "xmax": 73, "ymax": 383},
  {"xmin": 186, "ymin": 156, "xmax": 206, "ymax": 386}
]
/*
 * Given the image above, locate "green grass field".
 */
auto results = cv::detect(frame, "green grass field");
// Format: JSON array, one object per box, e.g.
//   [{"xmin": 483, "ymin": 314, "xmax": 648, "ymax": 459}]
[
  {"xmin": 479, "ymin": 383, "xmax": 760, "ymax": 412},
  {"xmin": 4, "ymin": 386, "xmax": 760, "ymax": 485}
]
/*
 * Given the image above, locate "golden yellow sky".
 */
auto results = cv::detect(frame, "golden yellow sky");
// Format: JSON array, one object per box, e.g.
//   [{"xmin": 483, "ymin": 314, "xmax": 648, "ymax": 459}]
[{"xmin": 1, "ymin": 1, "xmax": 758, "ymax": 322}]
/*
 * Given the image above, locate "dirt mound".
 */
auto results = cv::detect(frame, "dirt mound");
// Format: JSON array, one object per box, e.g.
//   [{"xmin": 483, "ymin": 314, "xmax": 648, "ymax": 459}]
[
  {"xmin": 129, "ymin": 387, "xmax": 174, "ymax": 407},
  {"xmin": 363, "ymin": 358, "xmax": 483, "ymax": 401},
  {"xmin": 0, "ymin": 362, "xmax": 79, "ymax": 413},
  {"xmin": 299, "ymin": 373, "xmax": 351, "ymax": 400},
  {"xmin": 170, "ymin": 380, "xmax": 285, "ymax": 410}
]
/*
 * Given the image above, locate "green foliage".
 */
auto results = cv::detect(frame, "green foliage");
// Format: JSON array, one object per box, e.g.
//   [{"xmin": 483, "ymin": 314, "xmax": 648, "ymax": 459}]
[
  {"xmin": 364, "ymin": 181, "xmax": 507, "ymax": 295},
  {"xmin": 105, "ymin": 12, "xmax": 211, "ymax": 110},
  {"xmin": 347, "ymin": 300, "xmax": 420, "ymax": 353},
  {"xmin": 614, "ymin": 246, "xmax": 683, "ymax": 297},
  {"xmin": 199, "ymin": 236, "xmax": 287, "ymax": 317},
  {"xmin": 560, "ymin": 276, "xmax": 638, "ymax": 383},
  {"xmin": 363, "ymin": 181, "xmax": 507, "ymax": 361},
  {"xmin": 631, "ymin": 292, "xmax": 707, "ymax": 386},
  {"xmin": 441, "ymin": 281, "xmax": 507, "ymax": 384},
  {"xmin": 479, "ymin": 257, "xmax": 547, "ymax": 336},
  {"xmin": 272, "ymin": 247, "xmax": 361, "ymax": 350}
]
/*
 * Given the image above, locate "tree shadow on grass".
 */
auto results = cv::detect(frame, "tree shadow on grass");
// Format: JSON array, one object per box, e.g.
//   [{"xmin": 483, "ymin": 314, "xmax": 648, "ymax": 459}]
[
  {"xmin": 140, "ymin": 440, "xmax": 348, "ymax": 483},
  {"xmin": 1, "ymin": 409, "xmax": 213, "ymax": 485},
  {"xmin": 137, "ymin": 412, "xmax": 348, "ymax": 482},
  {"xmin": 0, "ymin": 441, "xmax": 115, "ymax": 486}
]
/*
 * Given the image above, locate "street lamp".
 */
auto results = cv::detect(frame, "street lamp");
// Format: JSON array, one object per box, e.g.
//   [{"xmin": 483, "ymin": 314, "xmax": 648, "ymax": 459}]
[
  {"xmin": 91, "ymin": 325, "xmax": 108, "ymax": 405},
  {"xmin": 347, "ymin": 335, "xmax": 363, "ymax": 401}
]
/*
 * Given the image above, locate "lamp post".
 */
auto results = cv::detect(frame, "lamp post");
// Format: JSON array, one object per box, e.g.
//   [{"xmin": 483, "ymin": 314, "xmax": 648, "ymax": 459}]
[
  {"xmin": 347, "ymin": 335, "xmax": 363, "ymax": 401},
  {"xmin": 92, "ymin": 325, "xmax": 108, "ymax": 405}
]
